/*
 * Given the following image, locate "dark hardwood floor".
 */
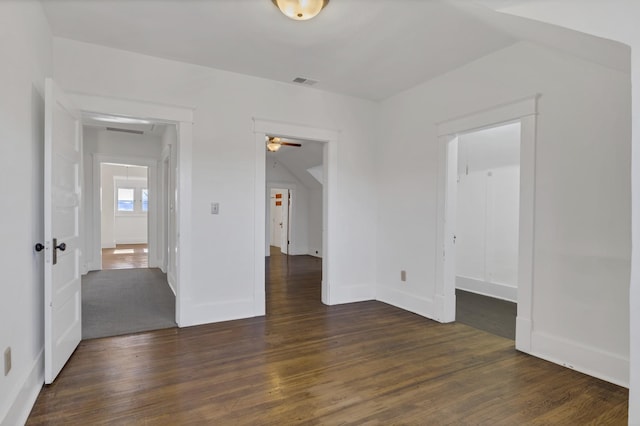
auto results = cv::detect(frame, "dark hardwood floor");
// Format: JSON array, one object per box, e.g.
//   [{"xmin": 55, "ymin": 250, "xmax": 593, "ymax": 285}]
[{"xmin": 27, "ymin": 250, "xmax": 628, "ymax": 424}]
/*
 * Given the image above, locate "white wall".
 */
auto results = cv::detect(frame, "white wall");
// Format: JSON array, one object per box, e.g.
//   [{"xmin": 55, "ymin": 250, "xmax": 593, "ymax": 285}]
[
  {"xmin": 55, "ymin": 37, "xmax": 378, "ymax": 325},
  {"xmin": 83, "ymin": 127, "xmax": 162, "ymax": 270},
  {"xmin": 0, "ymin": 2, "xmax": 51, "ymax": 424},
  {"xmin": 456, "ymin": 123, "xmax": 520, "ymax": 301},
  {"xmin": 472, "ymin": 4, "xmax": 639, "ymax": 419},
  {"xmin": 100, "ymin": 164, "xmax": 148, "ymax": 248},
  {"xmin": 377, "ymin": 41, "xmax": 631, "ymax": 386}
]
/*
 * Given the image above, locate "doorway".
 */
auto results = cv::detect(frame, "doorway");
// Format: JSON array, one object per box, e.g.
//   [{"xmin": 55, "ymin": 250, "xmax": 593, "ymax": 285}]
[
  {"xmin": 255, "ymin": 119, "xmax": 336, "ymax": 310},
  {"xmin": 270, "ymin": 188, "xmax": 291, "ymax": 254},
  {"xmin": 264, "ymin": 135, "xmax": 324, "ymax": 315},
  {"xmin": 453, "ymin": 122, "xmax": 521, "ymax": 340},
  {"xmin": 100, "ymin": 162, "xmax": 149, "ymax": 270},
  {"xmin": 44, "ymin": 84, "xmax": 193, "ymax": 383},
  {"xmin": 81, "ymin": 116, "xmax": 178, "ymax": 339},
  {"xmin": 436, "ymin": 96, "xmax": 537, "ymax": 352}
]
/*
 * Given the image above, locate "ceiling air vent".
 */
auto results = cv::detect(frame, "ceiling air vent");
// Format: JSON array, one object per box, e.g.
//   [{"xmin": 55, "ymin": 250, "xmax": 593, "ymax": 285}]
[
  {"xmin": 106, "ymin": 127, "xmax": 144, "ymax": 135},
  {"xmin": 292, "ymin": 77, "xmax": 318, "ymax": 86}
]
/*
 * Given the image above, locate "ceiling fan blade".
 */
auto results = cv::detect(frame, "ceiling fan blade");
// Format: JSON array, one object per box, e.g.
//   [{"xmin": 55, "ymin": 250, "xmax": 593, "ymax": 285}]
[{"xmin": 280, "ymin": 142, "xmax": 302, "ymax": 147}]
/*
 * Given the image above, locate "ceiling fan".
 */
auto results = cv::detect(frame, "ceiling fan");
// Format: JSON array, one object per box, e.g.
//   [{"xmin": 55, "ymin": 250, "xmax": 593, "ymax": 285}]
[{"xmin": 266, "ymin": 136, "xmax": 302, "ymax": 152}]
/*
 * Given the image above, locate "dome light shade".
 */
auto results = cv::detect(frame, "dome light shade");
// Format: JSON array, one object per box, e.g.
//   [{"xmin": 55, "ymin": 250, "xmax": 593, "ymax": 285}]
[
  {"xmin": 271, "ymin": 0, "xmax": 330, "ymax": 21},
  {"xmin": 267, "ymin": 142, "xmax": 282, "ymax": 152}
]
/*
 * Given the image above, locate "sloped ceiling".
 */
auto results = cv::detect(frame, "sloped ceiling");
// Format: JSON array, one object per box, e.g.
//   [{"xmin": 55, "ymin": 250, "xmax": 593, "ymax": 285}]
[
  {"xmin": 41, "ymin": 0, "xmax": 518, "ymax": 101},
  {"xmin": 41, "ymin": 0, "xmax": 628, "ymax": 100},
  {"xmin": 267, "ymin": 140, "xmax": 323, "ymax": 190}
]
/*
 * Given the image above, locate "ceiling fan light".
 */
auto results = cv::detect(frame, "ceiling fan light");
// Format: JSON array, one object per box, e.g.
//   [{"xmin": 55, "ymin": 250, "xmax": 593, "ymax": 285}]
[
  {"xmin": 272, "ymin": 0, "xmax": 329, "ymax": 21},
  {"xmin": 267, "ymin": 142, "xmax": 282, "ymax": 152}
]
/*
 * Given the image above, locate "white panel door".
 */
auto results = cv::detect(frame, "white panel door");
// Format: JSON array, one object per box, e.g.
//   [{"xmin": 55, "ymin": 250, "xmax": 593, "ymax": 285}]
[{"xmin": 44, "ymin": 78, "xmax": 82, "ymax": 384}]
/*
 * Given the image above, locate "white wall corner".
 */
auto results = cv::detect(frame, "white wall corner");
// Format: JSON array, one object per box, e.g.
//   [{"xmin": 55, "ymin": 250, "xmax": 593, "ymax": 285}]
[
  {"xmin": 329, "ymin": 284, "xmax": 375, "ymax": 305},
  {"xmin": 377, "ymin": 285, "xmax": 437, "ymax": 321},
  {"xmin": 179, "ymin": 299, "xmax": 256, "ymax": 328},
  {"xmin": 434, "ymin": 293, "xmax": 456, "ymax": 323},
  {"xmin": 1, "ymin": 350, "xmax": 44, "ymax": 426},
  {"xmin": 531, "ymin": 331, "xmax": 629, "ymax": 388},
  {"xmin": 167, "ymin": 273, "xmax": 176, "ymax": 296},
  {"xmin": 515, "ymin": 316, "xmax": 532, "ymax": 352},
  {"xmin": 254, "ymin": 292, "xmax": 266, "ymax": 317}
]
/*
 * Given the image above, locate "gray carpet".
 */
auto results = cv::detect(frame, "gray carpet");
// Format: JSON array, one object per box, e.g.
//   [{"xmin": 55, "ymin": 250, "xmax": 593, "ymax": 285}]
[{"xmin": 82, "ymin": 268, "xmax": 177, "ymax": 339}]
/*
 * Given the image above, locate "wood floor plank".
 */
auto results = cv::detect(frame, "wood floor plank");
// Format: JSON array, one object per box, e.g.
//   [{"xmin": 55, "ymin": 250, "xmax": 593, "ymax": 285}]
[
  {"xmin": 27, "ymin": 248, "xmax": 628, "ymax": 424},
  {"xmin": 101, "ymin": 244, "xmax": 148, "ymax": 269}
]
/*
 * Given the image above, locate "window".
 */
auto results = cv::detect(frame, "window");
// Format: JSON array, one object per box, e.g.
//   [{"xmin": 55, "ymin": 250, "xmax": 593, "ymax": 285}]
[
  {"xmin": 117, "ymin": 188, "xmax": 135, "ymax": 212},
  {"xmin": 142, "ymin": 189, "xmax": 149, "ymax": 212},
  {"xmin": 115, "ymin": 184, "xmax": 148, "ymax": 215}
]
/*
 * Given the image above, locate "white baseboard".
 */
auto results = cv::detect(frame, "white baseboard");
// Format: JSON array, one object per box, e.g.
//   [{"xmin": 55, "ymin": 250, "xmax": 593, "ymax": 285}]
[
  {"xmin": 456, "ymin": 276, "xmax": 517, "ymax": 302},
  {"xmin": 167, "ymin": 272, "xmax": 176, "ymax": 295},
  {"xmin": 376, "ymin": 285, "xmax": 437, "ymax": 321},
  {"xmin": 101, "ymin": 241, "xmax": 116, "ymax": 249},
  {"xmin": 329, "ymin": 284, "xmax": 375, "ymax": 305},
  {"xmin": 179, "ymin": 299, "xmax": 256, "ymax": 328},
  {"xmin": 308, "ymin": 247, "xmax": 322, "ymax": 258},
  {"xmin": 515, "ymin": 316, "xmax": 532, "ymax": 352},
  {"xmin": 114, "ymin": 238, "xmax": 148, "ymax": 245},
  {"xmin": 2, "ymin": 350, "xmax": 43, "ymax": 426},
  {"xmin": 530, "ymin": 331, "xmax": 629, "ymax": 388},
  {"xmin": 434, "ymin": 293, "xmax": 456, "ymax": 323}
]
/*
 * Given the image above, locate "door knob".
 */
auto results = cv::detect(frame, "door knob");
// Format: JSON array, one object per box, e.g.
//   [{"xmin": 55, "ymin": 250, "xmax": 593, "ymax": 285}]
[
  {"xmin": 35, "ymin": 243, "xmax": 45, "ymax": 252},
  {"xmin": 52, "ymin": 238, "xmax": 66, "ymax": 265}
]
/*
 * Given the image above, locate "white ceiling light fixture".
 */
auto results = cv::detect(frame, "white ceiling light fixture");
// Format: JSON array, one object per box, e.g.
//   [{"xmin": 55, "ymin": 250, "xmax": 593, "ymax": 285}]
[{"xmin": 271, "ymin": 0, "xmax": 330, "ymax": 21}]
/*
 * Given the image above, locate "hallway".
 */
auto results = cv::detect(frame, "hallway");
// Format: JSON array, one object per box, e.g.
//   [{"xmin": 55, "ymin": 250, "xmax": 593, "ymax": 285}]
[{"xmin": 28, "ymin": 252, "xmax": 628, "ymax": 424}]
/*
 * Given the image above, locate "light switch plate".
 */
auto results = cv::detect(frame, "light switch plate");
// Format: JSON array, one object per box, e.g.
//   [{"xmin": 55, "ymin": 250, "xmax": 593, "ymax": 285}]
[{"xmin": 211, "ymin": 202, "xmax": 219, "ymax": 215}]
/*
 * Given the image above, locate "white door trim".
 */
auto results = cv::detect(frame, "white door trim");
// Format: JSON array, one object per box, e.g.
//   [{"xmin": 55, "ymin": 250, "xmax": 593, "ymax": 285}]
[
  {"xmin": 253, "ymin": 118, "xmax": 339, "ymax": 311},
  {"xmin": 435, "ymin": 96, "xmax": 538, "ymax": 353},
  {"xmin": 70, "ymin": 92, "xmax": 193, "ymax": 327}
]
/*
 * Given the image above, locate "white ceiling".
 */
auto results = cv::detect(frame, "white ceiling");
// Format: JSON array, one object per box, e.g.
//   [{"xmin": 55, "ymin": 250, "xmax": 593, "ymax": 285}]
[{"xmin": 41, "ymin": 0, "xmax": 519, "ymax": 101}]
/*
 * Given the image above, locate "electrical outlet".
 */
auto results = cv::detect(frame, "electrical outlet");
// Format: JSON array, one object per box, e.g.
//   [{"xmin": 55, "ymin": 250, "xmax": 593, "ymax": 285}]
[
  {"xmin": 4, "ymin": 347, "xmax": 11, "ymax": 376},
  {"xmin": 401, "ymin": 270, "xmax": 407, "ymax": 282}
]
